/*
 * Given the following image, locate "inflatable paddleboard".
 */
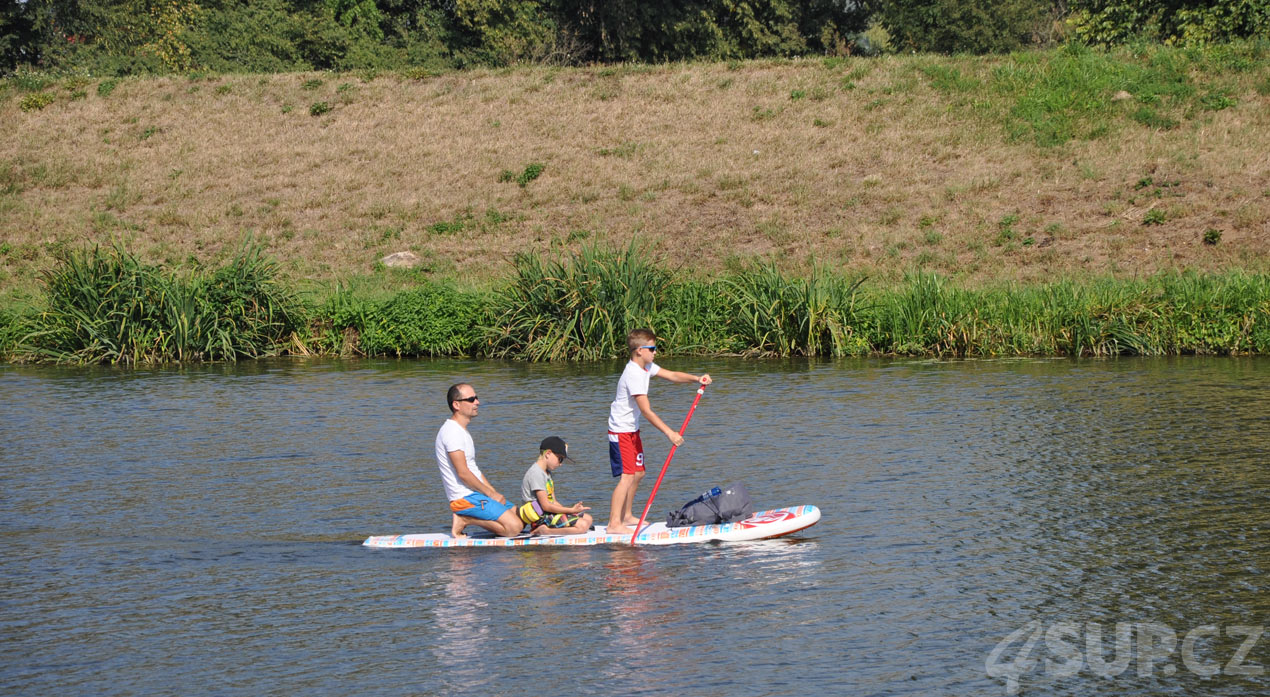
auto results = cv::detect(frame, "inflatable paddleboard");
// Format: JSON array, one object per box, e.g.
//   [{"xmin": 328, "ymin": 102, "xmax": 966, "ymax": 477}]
[{"xmin": 362, "ymin": 505, "xmax": 820, "ymax": 549}]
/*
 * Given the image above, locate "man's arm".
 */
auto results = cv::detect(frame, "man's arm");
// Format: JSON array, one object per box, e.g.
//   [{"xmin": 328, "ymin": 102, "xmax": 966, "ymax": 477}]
[
  {"xmin": 634, "ymin": 393, "xmax": 684, "ymax": 446},
  {"xmin": 449, "ymin": 450, "xmax": 506, "ymax": 504}
]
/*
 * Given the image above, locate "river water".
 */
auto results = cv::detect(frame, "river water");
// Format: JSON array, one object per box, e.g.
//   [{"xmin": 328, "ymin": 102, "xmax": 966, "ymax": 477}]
[{"xmin": 1, "ymin": 357, "xmax": 1267, "ymax": 696}]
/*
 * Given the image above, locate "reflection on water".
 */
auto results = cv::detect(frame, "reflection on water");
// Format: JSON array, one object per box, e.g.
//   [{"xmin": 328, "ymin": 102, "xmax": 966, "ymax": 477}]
[{"xmin": 1, "ymin": 357, "xmax": 1267, "ymax": 696}]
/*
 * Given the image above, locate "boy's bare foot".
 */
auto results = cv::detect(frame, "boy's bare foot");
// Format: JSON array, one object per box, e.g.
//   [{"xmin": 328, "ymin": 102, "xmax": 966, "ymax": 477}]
[
  {"xmin": 606, "ymin": 524, "xmax": 633, "ymax": 535},
  {"xmin": 624, "ymin": 516, "xmax": 643, "ymax": 527}
]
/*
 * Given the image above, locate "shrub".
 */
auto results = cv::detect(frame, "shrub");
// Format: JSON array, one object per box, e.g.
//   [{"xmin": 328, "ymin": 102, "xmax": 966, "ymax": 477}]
[
  {"xmin": 309, "ymin": 101, "xmax": 332, "ymax": 116},
  {"xmin": 516, "ymin": 163, "xmax": 545, "ymax": 187},
  {"xmin": 19, "ymin": 92, "xmax": 54, "ymax": 111},
  {"xmin": 351, "ymin": 284, "xmax": 487, "ymax": 357},
  {"xmin": 1203, "ymin": 228, "xmax": 1221, "ymax": 245}
]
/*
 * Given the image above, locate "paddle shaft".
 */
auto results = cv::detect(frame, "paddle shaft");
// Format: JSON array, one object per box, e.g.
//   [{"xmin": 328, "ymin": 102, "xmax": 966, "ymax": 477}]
[{"xmin": 630, "ymin": 384, "xmax": 706, "ymax": 545}]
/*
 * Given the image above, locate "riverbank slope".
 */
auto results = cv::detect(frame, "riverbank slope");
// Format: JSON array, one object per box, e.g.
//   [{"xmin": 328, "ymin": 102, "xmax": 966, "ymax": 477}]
[{"xmin": 3, "ymin": 42, "xmax": 1268, "ymax": 307}]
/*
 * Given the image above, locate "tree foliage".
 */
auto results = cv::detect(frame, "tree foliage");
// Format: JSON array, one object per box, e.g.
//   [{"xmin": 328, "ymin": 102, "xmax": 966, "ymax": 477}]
[
  {"xmin": 1068, "ymin": 0, "xmax": 1270, "ymax": 46},
  {"xmin": 3, "ymin": 0, "xmax": 877, "ymax": 74},
  {"xmin": 2, "ymin": 0, "xmax": 1266, "ymax": 74},
  {"xmin": 877, "ymin": 0, "xmax": 1051, "ymax": 54}
]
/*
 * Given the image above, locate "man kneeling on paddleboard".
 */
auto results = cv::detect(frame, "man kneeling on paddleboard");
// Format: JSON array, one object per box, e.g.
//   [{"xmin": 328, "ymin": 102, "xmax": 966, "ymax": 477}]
[{"xmin": 436, "ymin": 383, "xmax": 524, "ymax": 538}]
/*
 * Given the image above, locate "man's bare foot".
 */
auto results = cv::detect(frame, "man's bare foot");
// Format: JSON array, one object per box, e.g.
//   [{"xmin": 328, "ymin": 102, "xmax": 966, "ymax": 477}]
[
  {"xmin": 451, "ymin": 515, "xmax": 467, "ymax": 538},
  {"xmin": 624, "ymin": 517, "xmax": 643, "ymax": 527},
  {"xmin": 607, "ymin": 524, "xmax": 633, "ymax": 535}
]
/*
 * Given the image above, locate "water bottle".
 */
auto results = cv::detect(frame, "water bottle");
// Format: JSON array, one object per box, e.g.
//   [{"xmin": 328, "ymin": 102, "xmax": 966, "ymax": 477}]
[{"xmin": 689, "ymin": 487, "xmax": 722, "ymax": 505}]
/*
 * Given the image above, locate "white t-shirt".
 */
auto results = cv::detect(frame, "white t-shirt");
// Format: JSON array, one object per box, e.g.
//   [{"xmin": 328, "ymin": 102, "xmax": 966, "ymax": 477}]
[
  {"xmin": 608, "ymin": 360, "xmax": 660, "ymax": 432},
  {"xmin": 435, "ymin": 418, "xmax": 480, "ymax": 502}
]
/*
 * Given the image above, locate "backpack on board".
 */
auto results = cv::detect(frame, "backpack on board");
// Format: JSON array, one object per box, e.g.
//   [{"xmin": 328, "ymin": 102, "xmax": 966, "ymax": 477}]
[{"xmin": 666, "ymin": 482, "xmax": 754, "ymax": 528}]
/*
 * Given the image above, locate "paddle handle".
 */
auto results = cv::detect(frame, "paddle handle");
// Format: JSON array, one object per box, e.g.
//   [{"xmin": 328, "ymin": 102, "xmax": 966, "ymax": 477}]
[{"xmin": 630, "ymin": 384, "xmax": 706, "ymax": 545}]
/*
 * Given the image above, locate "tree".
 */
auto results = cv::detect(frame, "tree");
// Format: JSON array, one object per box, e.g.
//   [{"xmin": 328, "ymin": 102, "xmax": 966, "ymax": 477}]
[
  {"xmin": 1, "ymin": 0, "xmax": 40, "ymax": 71},
  {"xmin": 1068, "ymin": 0, "xmax": 1270, "ymax": 45},
  {"xmin": 878, "ymin": 0, "xmax": 1051, "ymax": 54}
]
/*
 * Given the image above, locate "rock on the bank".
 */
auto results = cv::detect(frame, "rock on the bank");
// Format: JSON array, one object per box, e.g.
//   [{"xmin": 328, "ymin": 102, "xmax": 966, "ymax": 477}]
[{"xmin": 381, "ymin": 251, "xmax": 422, "ymax": 268}]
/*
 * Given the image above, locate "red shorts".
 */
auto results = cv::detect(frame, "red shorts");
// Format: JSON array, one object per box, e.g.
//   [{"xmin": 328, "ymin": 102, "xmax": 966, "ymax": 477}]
[{"xmin": 608, "ymin": 431, "xmax": 644, "ymax": 477}]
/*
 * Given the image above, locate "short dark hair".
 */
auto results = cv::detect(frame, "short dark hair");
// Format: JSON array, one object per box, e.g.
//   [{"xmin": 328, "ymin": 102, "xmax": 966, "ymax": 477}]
[{"xmin": 446, "ymin": 383, "xmax": 471, "ymax": 413}]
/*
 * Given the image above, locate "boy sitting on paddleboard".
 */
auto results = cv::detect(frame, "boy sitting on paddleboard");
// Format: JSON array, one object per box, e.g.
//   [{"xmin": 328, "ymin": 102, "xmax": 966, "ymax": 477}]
[
  {"xmin": 517, "ymin": 436, "xmax": 592, "ymax": 536},
  {"xmin": 605, "ymin": 328, "xmax": 711, "ymax": 535}
]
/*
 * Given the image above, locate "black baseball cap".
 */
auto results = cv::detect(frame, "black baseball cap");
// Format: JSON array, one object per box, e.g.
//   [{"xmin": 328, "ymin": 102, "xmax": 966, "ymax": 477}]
[{"xmin": 539, "ymin": 436, "xmax": 574, "ymax": 463}]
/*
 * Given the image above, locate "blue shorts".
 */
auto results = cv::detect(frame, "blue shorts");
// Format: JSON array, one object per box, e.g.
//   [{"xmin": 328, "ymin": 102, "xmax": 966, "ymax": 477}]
[{"xmin": 450, "ymin": 493, "xmax": 515, "ymax": 521}]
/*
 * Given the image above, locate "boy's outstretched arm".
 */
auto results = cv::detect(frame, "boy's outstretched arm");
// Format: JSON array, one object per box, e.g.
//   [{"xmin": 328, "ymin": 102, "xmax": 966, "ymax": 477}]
[
  {"xmin": 654, "ymin": 369, "xmax": 712, "ymax": 385},
  {"xmin": 634, "ymin": 393, "xmax": 685, "ymax": 446}
]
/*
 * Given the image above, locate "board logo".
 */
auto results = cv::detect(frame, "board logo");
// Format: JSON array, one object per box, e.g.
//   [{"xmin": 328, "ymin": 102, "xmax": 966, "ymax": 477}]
[{"xmin": 737, "ymin": 509, "xmax": 794, "ymax": 528}]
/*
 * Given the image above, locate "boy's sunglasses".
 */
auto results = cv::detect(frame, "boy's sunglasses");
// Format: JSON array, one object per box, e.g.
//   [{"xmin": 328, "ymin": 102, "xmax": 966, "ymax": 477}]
[
  {"xmin": 639, "ymin": 345, "xmax": 657, "ymax": 352},
  {"xmin": 455, "ymin": 395, "xmax": 479, "ymax": 403}
]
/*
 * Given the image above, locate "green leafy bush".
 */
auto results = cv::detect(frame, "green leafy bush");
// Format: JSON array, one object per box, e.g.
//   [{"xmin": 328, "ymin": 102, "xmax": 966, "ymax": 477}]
[
  {"xmin": 19, "ymin": 92, "xmax": 54, "ymax": 111},
  {"xmin": 367, "ymin": 286, "xmax": 485, "ymax": 356},
  {"xmin": 516, "ymin": 162, "xmax": 545, "ymax": 187}
]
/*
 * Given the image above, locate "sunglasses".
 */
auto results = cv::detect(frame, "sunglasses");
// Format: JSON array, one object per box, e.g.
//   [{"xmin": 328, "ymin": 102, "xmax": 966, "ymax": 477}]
[
  {"xmin": 455, "ymin": 395, "xmax": 479, "ymax": 403},
  {"xmin": 639, "ymin": 345, "xmax": 658, "ymax": 352}
]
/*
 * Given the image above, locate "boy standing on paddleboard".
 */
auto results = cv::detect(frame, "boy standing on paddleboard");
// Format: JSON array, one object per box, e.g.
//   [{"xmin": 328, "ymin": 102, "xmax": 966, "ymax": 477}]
[
  {"xmin": 605, "ymin": 329, "xmax": 711, "ymax": 535},
  {"xmin": 517, "ymin": 436, "xmax": 592, "ymax": 536},
  {"xmin": 436, "ymin": 383, "xmax": 524, "ymax": 538}
]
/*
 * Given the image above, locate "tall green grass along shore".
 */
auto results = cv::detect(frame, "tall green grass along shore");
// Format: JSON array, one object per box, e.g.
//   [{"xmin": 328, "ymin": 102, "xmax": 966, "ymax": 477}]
[
  {"xmin": 3, "ymin": 244, "xmax": 1267, "ymax": 364},
  {"xmin": 9, "ymin": 240, "xmax": 303, "ymax": 364}
]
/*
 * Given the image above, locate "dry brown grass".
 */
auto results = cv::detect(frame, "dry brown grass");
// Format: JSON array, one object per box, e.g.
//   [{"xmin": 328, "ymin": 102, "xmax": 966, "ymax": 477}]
[{"xmin": 2, "ymin": 54, "xmax": 1268, "ymax": 302}]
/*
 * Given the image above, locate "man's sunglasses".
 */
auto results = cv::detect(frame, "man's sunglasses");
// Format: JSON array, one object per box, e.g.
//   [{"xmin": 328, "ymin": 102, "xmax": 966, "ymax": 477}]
[
  {"xmin": 639, "ymin": 345, "xmax": 657, "ymax": 352},
  {"xmin": 455, "ymin": 395, "xmax": 479, "ymax": 403}
]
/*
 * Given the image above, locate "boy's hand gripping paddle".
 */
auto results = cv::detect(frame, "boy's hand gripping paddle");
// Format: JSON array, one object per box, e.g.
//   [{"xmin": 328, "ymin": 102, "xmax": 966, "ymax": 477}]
[{"xmin": 630, "ymin": 384, "xmax": 706, "ymax": 545}]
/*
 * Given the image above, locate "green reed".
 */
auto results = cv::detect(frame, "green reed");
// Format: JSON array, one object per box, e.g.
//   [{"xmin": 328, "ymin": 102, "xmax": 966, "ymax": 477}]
[
  {"xmin": 0, "ymin": 307, "xmax": 23, "ymax": 357},
  {"xmin": 18, "ymin": 239, "xmax": 302, "ymax": 364},
  {"xmin": 4, "ymin": 244, "xmax": 1267, "ymax": 363},
  {"xmin": 719, "ymin": 262, "xmax": 870, "ymax": 357},
  {"xmin": 485, "ymin": 243, "xmax": 670, "ymax": 361},
  {"xmin": 856, "ymin": 272, "xmax": 1270, "ymax": 357}
]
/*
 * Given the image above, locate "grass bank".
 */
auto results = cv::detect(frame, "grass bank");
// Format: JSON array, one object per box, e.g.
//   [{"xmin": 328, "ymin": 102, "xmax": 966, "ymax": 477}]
[
  {"xmin": 2, "ymin": 41, "xmax": 1268, "ymax": 308},
  {"xmin": 3, "ymin": 244, "xmax": 1267, "ymax": 363}
]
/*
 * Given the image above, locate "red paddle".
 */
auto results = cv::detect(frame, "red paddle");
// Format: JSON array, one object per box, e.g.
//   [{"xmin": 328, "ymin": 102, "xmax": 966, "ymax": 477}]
[{"xmin": 630, "ymin": 383, "xmax": 707, "ymax": 545}]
